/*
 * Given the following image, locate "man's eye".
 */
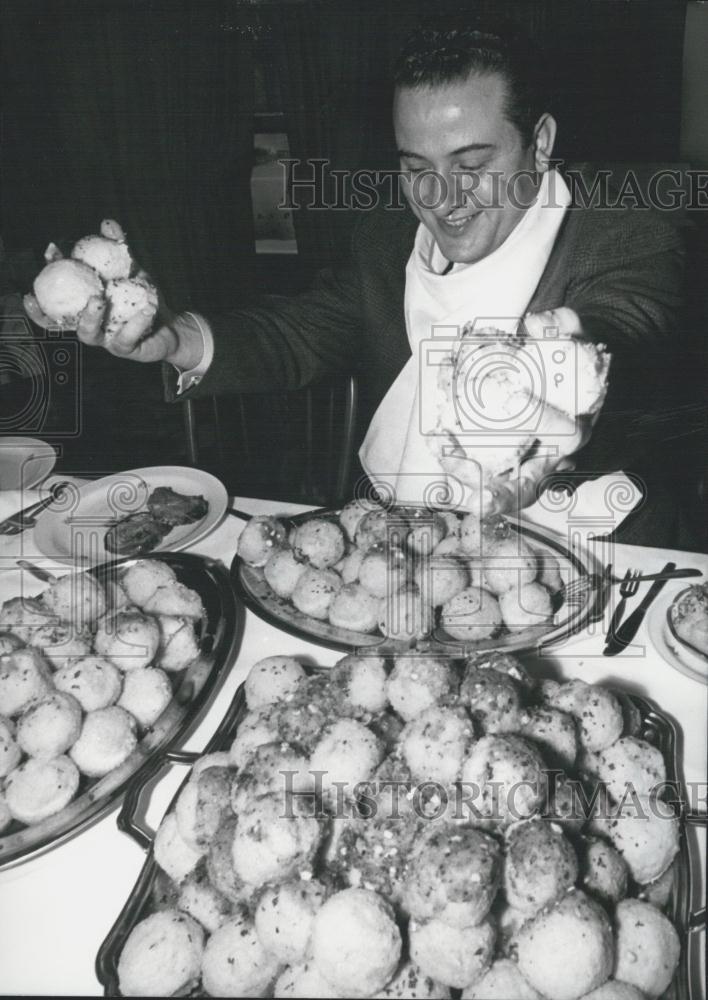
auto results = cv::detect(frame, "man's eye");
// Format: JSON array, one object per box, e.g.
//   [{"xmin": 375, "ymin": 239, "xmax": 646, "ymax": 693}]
[{"xmin": 458, "ymin": 165, "xmax": 482, "ymax": 173}]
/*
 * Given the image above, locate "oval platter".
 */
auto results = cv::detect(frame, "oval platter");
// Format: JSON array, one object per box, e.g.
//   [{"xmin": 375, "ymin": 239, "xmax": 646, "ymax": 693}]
[
  {"xmin": 95, "ymin": 684, "xmax": 699, "ymax": 1000},
  {"xmin": 0, "ymin": 552, "xmax": 242, "ymax": 871}
]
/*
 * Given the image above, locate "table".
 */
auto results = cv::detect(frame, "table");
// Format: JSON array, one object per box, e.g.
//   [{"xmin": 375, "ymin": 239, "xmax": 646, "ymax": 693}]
[{"xmin": 0, "ymin": 496, "xmax": 705, "ymax": 996}]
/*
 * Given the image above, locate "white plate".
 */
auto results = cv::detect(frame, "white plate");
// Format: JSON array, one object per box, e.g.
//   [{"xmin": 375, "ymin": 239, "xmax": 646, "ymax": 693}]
[
  {"xmin": 647, "ymin": 587, "xmax": 708, "ymax": 686},
  {"xmin": 33, "ymin": 466, "xmax": 228, "ymax": 566},
  {"xmin": 0, "ymin": 436, "xmax": 56, "ymax": 490}
]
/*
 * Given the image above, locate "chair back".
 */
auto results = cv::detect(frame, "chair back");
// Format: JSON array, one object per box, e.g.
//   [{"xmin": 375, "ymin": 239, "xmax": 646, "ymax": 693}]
[{"xmin": 181, "ymin": 374, "xmax": 357, "ymax": 506}]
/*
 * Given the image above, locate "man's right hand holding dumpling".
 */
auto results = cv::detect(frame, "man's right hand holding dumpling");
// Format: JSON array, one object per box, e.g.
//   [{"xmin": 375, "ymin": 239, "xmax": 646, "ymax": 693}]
[{"xmin": 23, "ymin": 219, "xmax": 205, "ymax": 371}]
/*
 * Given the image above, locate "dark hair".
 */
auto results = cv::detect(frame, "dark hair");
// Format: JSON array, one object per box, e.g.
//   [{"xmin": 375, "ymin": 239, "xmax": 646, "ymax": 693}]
[{"xmin": 393, "ymin": 16, "xmax": 550, "ymax": 147}]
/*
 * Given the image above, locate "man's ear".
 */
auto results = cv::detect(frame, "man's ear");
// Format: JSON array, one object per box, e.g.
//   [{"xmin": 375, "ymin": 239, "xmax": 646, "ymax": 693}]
[{"xmin": 533, "ymin": 113, "xmax": 557, "ymax": 172}]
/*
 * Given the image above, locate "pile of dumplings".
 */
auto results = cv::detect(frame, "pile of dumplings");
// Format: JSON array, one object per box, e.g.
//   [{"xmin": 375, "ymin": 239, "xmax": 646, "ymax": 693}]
[
  {"xmin": 115, "ymin": 650, "xmax": 682, "ymax": 999},
  {"xmin": 237, "ymin": 500, "xmax": 569, "ymax": 643},
  {"xmin": 32, "ymin": 219, "xmax": 157, "ymax": 336},
  {"xmin": 0, "ymin": 560, "xmax": 204, "ymax": 832}
]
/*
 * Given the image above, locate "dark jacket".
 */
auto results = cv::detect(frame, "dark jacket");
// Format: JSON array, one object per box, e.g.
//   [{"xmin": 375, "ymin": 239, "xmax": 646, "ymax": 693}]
[{"xmin": 173, "ymin": 190, "xmax": 696, "ymax": 544}]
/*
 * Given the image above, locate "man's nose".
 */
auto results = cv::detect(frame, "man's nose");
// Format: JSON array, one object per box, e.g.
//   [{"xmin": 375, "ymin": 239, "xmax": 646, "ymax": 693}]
[
  {"xmin": 425, "ymin": 170, "xmax": 477, "ymax": 217},
  {"xmin": 410, "ymin": 169, "xmax": 459, "ymax": 214}
]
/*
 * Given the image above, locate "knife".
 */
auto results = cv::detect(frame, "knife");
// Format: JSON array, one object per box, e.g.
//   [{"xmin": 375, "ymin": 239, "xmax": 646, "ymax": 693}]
[
  {"xmin": 609, "ymin": 567, "xmax": 702, "ymax": 583},
  {"xmin": 603, "ymin": 561, "xmax": 676, "ymax": 656},
  {"xmin": 604, "ymin": 569, "xmax": 635, "ymax": 646}
]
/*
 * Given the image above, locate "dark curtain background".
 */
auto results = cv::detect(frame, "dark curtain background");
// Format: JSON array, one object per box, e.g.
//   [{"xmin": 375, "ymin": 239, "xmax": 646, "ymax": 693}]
[
  {"xmin": 261, "ymin": 0, "xmax": 392, "ymax": 268},
  {"xmin": 0, "ymin": 0, "xmax": 257, "ymax": 473},
  {"xmin": 0, "ymin": 0, "xmax": 257, "ymax": 308}
]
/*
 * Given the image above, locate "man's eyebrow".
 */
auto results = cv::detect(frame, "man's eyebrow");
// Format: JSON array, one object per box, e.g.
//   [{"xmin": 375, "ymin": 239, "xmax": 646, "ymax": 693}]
[
  {"xmin": 450, "ymin": 142, "xmax": 495, "ymax": 156},
  {"xmin": 397, "ymin": 142, "xmax": 495, "ymax": 159}
]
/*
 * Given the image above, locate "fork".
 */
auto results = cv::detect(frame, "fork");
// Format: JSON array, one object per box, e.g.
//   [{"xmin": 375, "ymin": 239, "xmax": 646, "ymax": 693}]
[
  {"xmin": 0, "ymin": 482, "xmax": 69, "ymax": 536},
  {"xmin": 560, "ymin": 565, "xmax": 702, "ymax": 603},
  {"xmin": 604, "ymin": 569, "xmax": 641, "ymax": 644}
]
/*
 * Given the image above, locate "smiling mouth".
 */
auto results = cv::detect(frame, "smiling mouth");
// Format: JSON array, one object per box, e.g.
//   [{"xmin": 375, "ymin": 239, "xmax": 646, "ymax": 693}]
[{"xmin": 439, "ymin": 213, "xmax": 480, "ymax": 235}]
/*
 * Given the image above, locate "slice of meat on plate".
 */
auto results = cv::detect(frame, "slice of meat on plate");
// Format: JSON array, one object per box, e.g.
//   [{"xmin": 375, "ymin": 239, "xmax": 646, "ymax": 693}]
[
  {"xmin": 104, "ymin": 512, "xmax": 171, "ymax": 556},
  {"xmin": 147, "ymin": 487, "xmax": 209, "ymax": 527}
]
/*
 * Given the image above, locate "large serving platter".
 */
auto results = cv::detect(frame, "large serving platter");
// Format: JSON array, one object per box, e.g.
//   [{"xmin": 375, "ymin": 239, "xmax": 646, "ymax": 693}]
[
  {"xmin": 0, "ymin": 553, "xmax": 242, "ymax": 871},
  {"xmin": 94, "ymin": 679, "xmax": 702, "ymax": 1000},
  {"xmin": 231, "ymin": 508, "xmax": 606, "ymax": 654}
]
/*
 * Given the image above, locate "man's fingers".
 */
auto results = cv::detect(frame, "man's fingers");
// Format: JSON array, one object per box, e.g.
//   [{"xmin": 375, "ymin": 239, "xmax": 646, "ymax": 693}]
[
  {"xmin": 75, "ymin": 296, "xmax": 107, "ymax": 345},
  {"xmin": 534, "ymin": 405, "xmax": 588, "ymax": 456},
  {"xmin": 23, "ymin": 294, "xmax": 53, "ymax": 329},
  {"xmin": 519, "ymin": 451, "xmax": 556, "ymax": 484},
  {"xmin": 104, "ymin": 307, "xmax": 158, "ymax": 358},
  {"xmin": 515, "ymin": 475, "xmax": 542, "ymax": 510},
  {"xmin": 524, "ymin": 306, "xmax": 582, "ymax": 339},
  {"xmin": 108, "ymin": 323, "xmax": 175, "ymax": 364}
]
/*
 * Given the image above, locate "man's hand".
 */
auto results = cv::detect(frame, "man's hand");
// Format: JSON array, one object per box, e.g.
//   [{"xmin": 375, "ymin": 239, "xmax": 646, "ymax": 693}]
[
  {"xmin": 24, "ymin": 219, "xmax": 206, "ymax": 371},
  {"xmin": 523, "ymin": 305, "xmax": 583, "ymax": 341},
  {"xmin": 487, "ymin": 406, "xmax": 591, "ymax": 515},
  {"xmin": 499, "ymin": 305, "xmax": 593, "ymax": 510},
  {"xmin": 23, "ymin": 279, "xmax": 204, "ymax": 371},
  {"xmin": 441, "ymin": 403, "xmax": 589, "ymax": 518},
  {"xmin": 440, "ymin": 306, "xmax": 596, "ymax": 517}
]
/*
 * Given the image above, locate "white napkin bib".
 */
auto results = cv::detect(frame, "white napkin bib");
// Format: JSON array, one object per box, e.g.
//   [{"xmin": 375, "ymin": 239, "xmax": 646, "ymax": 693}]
[{"xmin": 360, "ymin": 169, "xmax": 571, "ymax": 507}]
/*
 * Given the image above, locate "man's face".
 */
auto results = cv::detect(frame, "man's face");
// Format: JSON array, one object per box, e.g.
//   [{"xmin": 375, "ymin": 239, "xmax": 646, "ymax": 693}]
[{"xmin": 394, "ymin": 71, "xmax": 540, "ymax": 264}]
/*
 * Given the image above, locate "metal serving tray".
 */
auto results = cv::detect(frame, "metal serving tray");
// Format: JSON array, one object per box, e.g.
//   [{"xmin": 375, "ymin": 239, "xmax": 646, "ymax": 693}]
[
  {"xmin": 95, "ymin": 681, "xmax": 705, "ymax": 1000},
  {"xmin": 231, "ymin": 509, "xmax": 606, "ymax": 655},
  {"xmin": 0, "ymin": 553, "xmax": 243, "ymax": 871}
]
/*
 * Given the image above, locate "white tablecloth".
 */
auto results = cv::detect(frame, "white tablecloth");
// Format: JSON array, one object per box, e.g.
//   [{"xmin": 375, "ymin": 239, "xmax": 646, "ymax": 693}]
[{"xmin": 0, "ymin": 494, "xmax": 705, "ymax": 996}]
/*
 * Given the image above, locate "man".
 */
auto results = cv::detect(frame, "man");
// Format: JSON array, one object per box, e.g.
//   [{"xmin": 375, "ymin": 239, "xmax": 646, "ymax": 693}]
[{"xmin": 25, "ymin": 19, "xmax": 689, "ymax": 542}]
